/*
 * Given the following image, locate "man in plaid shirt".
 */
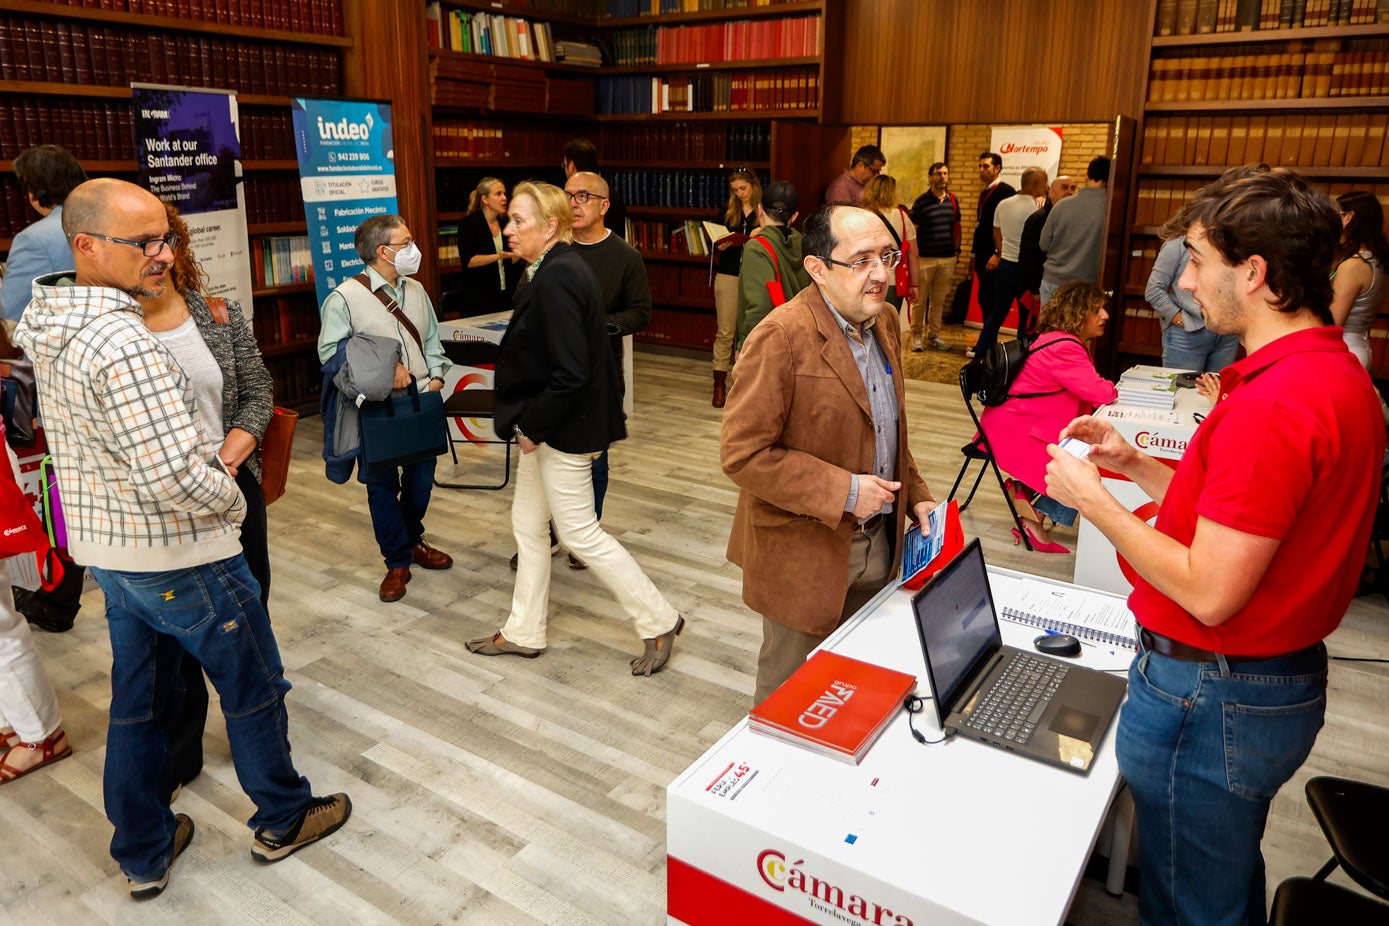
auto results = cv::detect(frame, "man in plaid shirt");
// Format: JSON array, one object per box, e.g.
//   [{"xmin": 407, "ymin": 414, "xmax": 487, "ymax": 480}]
[{"xmin": 16, "ymin": 179, "xmax": 350, "ymax": 899}]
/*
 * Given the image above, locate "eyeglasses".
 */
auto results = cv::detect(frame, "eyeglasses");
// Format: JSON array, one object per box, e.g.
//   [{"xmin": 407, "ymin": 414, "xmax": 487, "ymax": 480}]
[
  {"xmin": 566, "ymin": 190, "xmax": 607, "ymax": 205},
  {"xmin": 821, "ymin": 250, "xmax": 902, "ymax": 274},
  {"xmin": 71, "ymin": 232, "xmax": 180, "ymax": 256}
]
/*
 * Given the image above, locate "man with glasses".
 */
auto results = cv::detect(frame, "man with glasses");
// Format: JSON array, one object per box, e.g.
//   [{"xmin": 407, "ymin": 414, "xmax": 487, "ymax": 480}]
[
  {"xmin": 722, "ymin": 204, "xmax": 939, "ymax": 704},
  {"xmin": 824, "ymin": 144, "xmax": 886, "ymax": 207},
  {"xmin": 16, "ymin": 178, "xmax": 351, "ymax": 898},
  {"xmin": 561, "ymin": 137, "xmax": 626, "ymax": 240},
  {"xmin": 318, "ymin": 214, "xmax": 453, "ymax": 603}
]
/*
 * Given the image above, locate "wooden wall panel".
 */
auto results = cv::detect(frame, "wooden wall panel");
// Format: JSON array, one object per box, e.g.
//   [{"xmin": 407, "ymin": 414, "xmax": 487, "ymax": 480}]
[{"xmin": 838, "ymin": 0, "xmax": 1156, "ymax": 126}]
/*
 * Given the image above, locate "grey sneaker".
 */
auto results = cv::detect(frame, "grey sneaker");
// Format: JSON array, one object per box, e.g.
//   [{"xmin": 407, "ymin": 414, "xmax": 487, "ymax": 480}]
[
  {"xmin": 251, "ymin": 793, "xmax": 352, "ymax": 863},
  {"xmin": 911, "ymin": 336, "xmax": 925, "ymax": 352},
  {"xmin": 928, "ymin": 337, "xmax": 952, "ymax": 352},
  {"xmin": 129, "ymin": 813, "xmax": 194, "ymax": 900}
]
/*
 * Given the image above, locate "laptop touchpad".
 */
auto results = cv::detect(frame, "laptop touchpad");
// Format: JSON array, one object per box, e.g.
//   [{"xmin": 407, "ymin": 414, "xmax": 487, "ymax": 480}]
[{"xmin": 1049, "ymin": 707, "xmax": 1099, "ymax": 741}]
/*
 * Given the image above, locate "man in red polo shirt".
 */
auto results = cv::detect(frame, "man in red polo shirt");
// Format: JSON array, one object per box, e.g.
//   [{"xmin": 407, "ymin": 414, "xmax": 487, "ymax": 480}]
[{"xmin": 1044, "ymin": 167, "xmax": 1384, "ymax": 926}]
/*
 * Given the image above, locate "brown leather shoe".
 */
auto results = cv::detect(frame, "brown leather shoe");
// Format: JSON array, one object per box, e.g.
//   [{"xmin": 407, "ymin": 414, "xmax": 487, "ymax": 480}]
[
  {"xmin": 412, "ymin": 542, "xmax": 453, "ymax": 570},
  {"xmin": 379, "ymin": 567, "xmax": 411, "ymax": 602},
  {"xmin": 712, "ymin": 371, "xmax": 727, "ymax": 408}
]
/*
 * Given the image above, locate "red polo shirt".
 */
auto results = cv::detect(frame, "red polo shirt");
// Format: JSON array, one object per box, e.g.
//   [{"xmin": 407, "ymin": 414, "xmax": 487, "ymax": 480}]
[{"xmin": 1129, "ymin": 326, "xmax": 1384, "ymax": 656}]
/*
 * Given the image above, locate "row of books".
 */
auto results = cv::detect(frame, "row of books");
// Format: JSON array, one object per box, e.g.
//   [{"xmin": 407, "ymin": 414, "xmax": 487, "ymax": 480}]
[
  {"xmin": 34, "ymin": 0, "xmax": 345, "ymax": 34},
  {"xmin": 610, "ymin": 16, "xmax": 819, "ymax": 65},
  {"xmin": 1117, "ymin": 306, "xmax": 1163, "ymax": 350},
  {"xmin": 259, "ymin": 351, "xmax": 323, "ymax": 405},
  {"xmin": 437, "ymin": 225, "xmax": 461, "ymax": 268},
  {"xmin": 425, "ymin": 5, "xmax": 560, "ymax": 63},
  {"xmin": 250, "ymin": 235, "xmax": 313, "ymax": 288},
  {"xmin": 626, "ymin": 218, "xmax": 715, "ymax": 255},
  {"xmin": 608, "ymin": 170, "xmax": 730, "ymax": 208},
  {"xmin": 431, "ymin": 57, "xmax": 596, "ymax": 114},
  {"xmin": 647, "ymin": 263, "xmax": 715, "ymax": 301},
  {"xmin": 605, "ymin": 0, "xmax": 803, "ymax": 16},
  {"xmin": 596, "ymin": 69, "xmax": 818, "ymax": 114},
  {"xmin": 1148, "ymin": 45, "xmax": 1389, "ymax": 102},
  {"xmin": 0, "ymin": 100, "xmax": 134, "ymax": 164},
  {"xmin": 635, "ymin": 306, "xmax": 715, "ymax": 350},
  {"xmin": 242, "ymin": 174, "xmax": 307, "ymax": 226},
  {"xmin": 248, "ymin": 298, "xmax": 321, "ymax": 352},
  {"xmin": 1141, "ymin": 112, "xmax": 1389, "ymax": 168},
  {"xmin": 432, "ymin": 122, "xmax": 578, "ymax": 162},
  {"xmin": 1156, "ymin": 0, "xmax": 1389, "ymax": 35},
  {"xmin": 0, "ymin": 17, "xmax": 341, "ymax": 96},
  {"xmin": 598, "ymin": 121, "xmax": 771, "ymax": 163},
  {"xmin": 1, "ymin": 179, "xmax": 31, "ymax": 239},
  {"xmin": 240, "ymin": 111, "xmax": 297, "ymax": 162}
]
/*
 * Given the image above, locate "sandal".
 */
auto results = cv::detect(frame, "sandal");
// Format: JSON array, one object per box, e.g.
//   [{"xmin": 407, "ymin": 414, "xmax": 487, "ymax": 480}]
[
  {"xmin": 0, "ymin": 728, "xmax": 72, "ymax": 784},
  {"xmin": 631, "ymin": 616, "xmax": 685, "ymax": 677},
  {"xmin": 465, "ymin": 633, "xmax": 543, "ymax": 659},
  {"xmin": 0, "ymin": 728, "xmax": 17, "ymax": 750}
]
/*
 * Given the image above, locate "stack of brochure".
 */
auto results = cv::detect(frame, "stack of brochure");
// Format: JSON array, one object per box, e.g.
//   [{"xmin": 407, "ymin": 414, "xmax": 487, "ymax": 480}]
[{"xmin": 1116, "ymin": 365, "xmax": 1180, "ymax": 409}]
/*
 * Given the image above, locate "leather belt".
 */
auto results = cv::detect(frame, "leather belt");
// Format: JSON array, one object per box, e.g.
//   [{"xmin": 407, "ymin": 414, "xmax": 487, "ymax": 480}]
[
  {"xmin": 853, "ymin": 514, "xmax": 885, "ymax": 534},
  {"xmin": 1139, "ymin": 628, "xmax": 1266, "ymax": 665}
]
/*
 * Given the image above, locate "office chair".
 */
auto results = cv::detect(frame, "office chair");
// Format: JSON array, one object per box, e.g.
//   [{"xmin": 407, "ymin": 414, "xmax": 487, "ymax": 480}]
[
  {"xmin": 947, "ymin": 361, "xmax": 1035, "ymax": 551},
  {"xmin": 1269, "ymin": 877, "xmax": 1389, "ymax": 925},
  {"xmin": 433, "ymin": 338, "xmax": 511, "ymax": 491},
  {"xmin": 1305, "ymin": 776, "xmax": 1389, "ymax": 901}
]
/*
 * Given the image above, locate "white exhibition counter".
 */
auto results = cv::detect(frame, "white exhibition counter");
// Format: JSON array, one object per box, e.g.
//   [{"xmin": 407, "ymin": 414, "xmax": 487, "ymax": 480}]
[{"xmin": 666, "ymin": 568, "xmax": 1136, "ymax": 926}]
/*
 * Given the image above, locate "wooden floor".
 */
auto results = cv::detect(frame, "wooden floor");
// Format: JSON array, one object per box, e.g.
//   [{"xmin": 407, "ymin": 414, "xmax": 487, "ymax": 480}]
[{"xmin": 4, "ymin": 350, "xmax": 1386, "ymax": 925}]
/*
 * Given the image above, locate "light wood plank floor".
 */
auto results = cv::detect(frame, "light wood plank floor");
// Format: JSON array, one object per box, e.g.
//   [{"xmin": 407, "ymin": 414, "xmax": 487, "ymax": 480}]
[{"xmin": 4, "ymin": 350, "xmax": 1386, "ymax": 925}]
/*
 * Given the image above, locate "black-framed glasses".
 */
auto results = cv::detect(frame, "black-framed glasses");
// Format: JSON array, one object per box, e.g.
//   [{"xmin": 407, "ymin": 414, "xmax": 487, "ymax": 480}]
[
  {"xmin": 70, "ymin": 232, "xmax": 180, "ymax": 256},
  {"xmin": 566, "ymin": 190, "xmax": 607, "ymax": 205},
  {"xmin": 821, "ymin": 249, "xmax": 902, "ymax": 274}
]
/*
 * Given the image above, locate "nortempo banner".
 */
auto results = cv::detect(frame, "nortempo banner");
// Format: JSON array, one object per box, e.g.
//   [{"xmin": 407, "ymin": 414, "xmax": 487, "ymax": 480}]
[
  {"xmin": 989, "ymin": 125, "xmax": 1065, "ymax": 190},
  {"xmin": 290, "ymin": 98, "xmax": 399, "ymax": 306},
  {"xmin": 132, "ymin": 84, "xmax": 254, "ymax": 314}
]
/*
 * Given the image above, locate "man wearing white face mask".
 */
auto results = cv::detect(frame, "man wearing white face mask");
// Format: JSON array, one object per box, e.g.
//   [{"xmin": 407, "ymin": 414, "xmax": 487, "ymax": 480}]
[{"xmin": 318, "ymin": 215, "xmax": 454, "ymax": 602}]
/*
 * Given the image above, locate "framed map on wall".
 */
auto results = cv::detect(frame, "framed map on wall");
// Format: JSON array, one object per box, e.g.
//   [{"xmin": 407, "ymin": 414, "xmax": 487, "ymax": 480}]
[{"xmin": 879, "ymin": 126, "xmax": 948, "ymax": 204}]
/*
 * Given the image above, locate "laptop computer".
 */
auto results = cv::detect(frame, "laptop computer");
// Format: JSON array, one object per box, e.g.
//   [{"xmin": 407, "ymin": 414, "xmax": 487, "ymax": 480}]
[{"xmin": 910, "ymin": 538, "xmax": 1127, "ymax": 775}]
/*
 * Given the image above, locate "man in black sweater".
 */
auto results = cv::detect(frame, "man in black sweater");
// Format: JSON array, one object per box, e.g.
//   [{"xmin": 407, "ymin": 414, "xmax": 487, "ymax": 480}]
[
  {"xmin": 968, "ymin": 152, "xmax": 1015, "ymax": 355},
  {"xmin": 563, "ymin": 138, "xmax": 626, "ymax": 240}
]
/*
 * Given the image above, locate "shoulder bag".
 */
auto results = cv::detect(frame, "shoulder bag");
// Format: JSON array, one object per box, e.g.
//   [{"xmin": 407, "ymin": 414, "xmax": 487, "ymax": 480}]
[
  {"xmin": 358, "ymin": 376, "xmax": 448, "ymax": 471},
  {"xmin": 1, "ymin": 434, "xmax": 63, "ymax": 590},
  {"xmin": 753, "ymin": 236, "xmax": 787, "ymax": 307}
]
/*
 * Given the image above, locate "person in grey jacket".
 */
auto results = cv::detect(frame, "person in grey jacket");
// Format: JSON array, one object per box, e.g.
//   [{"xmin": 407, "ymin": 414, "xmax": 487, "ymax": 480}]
[
  {"xmin": 1145, "ymin": 234, "xmax": 1239, "ymax": 372},
  {"xmin": 1039, "ymin": 156, "xmax": 1110, "ymax": 305}
]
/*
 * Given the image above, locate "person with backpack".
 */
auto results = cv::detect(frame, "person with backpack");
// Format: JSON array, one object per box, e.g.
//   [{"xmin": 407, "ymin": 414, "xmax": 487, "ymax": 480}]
[
  {"xmin": 734, "ymin": 181, "xmax": 811, "ymax": 352},
  {"xmin": 978, "ymin": 281, "xmax": 1116, "ymax": 552}
]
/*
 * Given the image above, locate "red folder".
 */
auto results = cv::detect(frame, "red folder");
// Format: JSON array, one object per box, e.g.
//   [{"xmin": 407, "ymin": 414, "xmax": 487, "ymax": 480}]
[{"xmin": 899, "ymin": 500, "xmax": 965, "ymax": 591}]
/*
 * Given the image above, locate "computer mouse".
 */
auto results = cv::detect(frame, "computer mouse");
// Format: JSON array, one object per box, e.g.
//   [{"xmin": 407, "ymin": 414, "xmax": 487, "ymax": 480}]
[{"xmin": 1033, "ymin": 633, "xmax": 1082, "ymax": 658}]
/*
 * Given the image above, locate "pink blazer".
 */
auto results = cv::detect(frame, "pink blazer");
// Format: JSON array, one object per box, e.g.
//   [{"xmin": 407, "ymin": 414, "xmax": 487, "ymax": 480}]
[{"xmin": 978, "ymin": 332, "xmax": 1118, "ymax": 492}]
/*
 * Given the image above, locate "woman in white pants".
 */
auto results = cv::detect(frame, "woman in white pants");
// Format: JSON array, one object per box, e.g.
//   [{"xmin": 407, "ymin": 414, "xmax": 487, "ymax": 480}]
[
  {"xmin": 1, "ymin": 433, "xmax": 70, "ymax": 782},
  {"xmin": 466, "ymin": 181, "xmax": 684, "ymax": 676}
]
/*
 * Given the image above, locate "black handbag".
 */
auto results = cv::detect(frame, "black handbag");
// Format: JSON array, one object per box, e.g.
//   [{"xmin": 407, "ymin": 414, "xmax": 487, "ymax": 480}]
[{"xmin": 359, "ymin": 377, "xmax": 448, "ymax": 471}]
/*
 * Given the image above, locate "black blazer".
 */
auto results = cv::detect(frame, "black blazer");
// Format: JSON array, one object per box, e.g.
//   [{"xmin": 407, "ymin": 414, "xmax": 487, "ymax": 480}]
[
  {"xmin": 972, "ymin": 181, "xmax": 1017, "ymax": 257},
  {"xmin": 493, "ymin": 242, "xmax": 626, "ymax": 455},
  {"xmin": 452, "ymin": 209, "xmax": 519, "ymax": 313}
]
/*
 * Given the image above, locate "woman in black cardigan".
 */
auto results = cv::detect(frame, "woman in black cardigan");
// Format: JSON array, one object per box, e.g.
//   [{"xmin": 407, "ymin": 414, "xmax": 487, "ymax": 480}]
[
  {"xmin": 466, "ymin": 181, "xmax": 684, "ymax": 676},
  {"xmin": 453, "ymin": 176, "xmax": 519, "ymax": 314}
]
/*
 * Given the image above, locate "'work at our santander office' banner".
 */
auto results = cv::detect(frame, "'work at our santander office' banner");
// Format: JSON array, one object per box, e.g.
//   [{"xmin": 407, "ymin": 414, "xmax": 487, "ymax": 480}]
[
  {"xmin": 290, "ymin": 98, "xmax": 398, "ymax": 307},
  {"xmin": 990, "ymin": 126, "xmax": 1065, "ymax": 190},
  {"xmin": 132, "ymin": 84, "xmax": 253, "ymax": 314}
]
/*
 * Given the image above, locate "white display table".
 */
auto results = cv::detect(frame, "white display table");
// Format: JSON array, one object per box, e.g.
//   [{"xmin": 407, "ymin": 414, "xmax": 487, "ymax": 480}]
[{"xmin": 666, "ymin": 568, "xmax": 1135, "ymax": 926}]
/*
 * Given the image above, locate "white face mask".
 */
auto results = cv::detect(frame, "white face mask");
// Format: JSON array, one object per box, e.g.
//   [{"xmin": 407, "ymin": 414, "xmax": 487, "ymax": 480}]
[{"xmin": 386, "ymin": 242, "xmax": 421, "ymax": 276}]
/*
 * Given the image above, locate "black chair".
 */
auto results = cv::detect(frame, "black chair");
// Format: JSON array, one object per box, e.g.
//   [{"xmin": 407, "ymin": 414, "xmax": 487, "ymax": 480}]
[
  {"xmin": 1270, "ymin": 877, "xmax": 1389, "ymax": 925},
  {"xmin": 434, "ymin": 338, "xmax": 511, "ymax": 491},
  {"xmin": 946, "ymin": 361, "xmax": 1034, "ymax": 551},
  {"xmin": 1305, "ymin": 776, "xmax": 1389, "ymax": 901}
]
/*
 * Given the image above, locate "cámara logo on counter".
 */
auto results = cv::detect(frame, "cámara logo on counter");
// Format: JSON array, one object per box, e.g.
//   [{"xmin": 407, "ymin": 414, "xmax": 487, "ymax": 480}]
[
  {"xmin": 1134, "ymin": 430, "xmax": 1188, "ymax": 453},
  {"xmin": 757, "ymin": 849, "xmax": 914, "ymax": 926},
  {"xmin": 317, "ymin": 112, "xmax": 375, "ymax": 141}
]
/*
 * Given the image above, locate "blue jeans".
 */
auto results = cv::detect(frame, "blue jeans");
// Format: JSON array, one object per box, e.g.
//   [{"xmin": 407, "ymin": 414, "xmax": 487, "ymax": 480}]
[
  {"xmin": 92, "ymin": 557, "xmax": 312, "ymax": 882},
  {"xmin": 591, "ymin": 450, "xmax": 609, "ymax": 520},
  {"xmin": 365, "ymin": 456, "xmax": 437, "ymax": 568},
  {"xmin": 975, "ymin": 258, "xmax": 1020, "ymax": 358},
  {"xmin": 1116, "ymin": 642, "xmax": 1328, "ymax": 926},
  {"xmin": 1162, "ymin": 323, "xmax": 1241, "ymax": 373},
  {"xmin": 1039, "ymin": 277, "xmax": 1060, "ymax": 307}
]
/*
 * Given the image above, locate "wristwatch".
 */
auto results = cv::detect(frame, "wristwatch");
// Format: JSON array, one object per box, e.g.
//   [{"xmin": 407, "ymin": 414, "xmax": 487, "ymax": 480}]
[{"xmin": 512, "ymin": 423, "xmax": 527, "ymax": 441}]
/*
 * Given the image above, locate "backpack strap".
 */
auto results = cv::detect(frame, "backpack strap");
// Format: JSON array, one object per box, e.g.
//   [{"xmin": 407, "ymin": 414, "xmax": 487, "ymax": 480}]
[
  {"xmin": 355, "ymin": 272, "xmax": 424, "ymax": 353},
  {"xmin": 874, "ymin": 209, "xmax": 902, "ymax": 247},
  {"xmin": 754, "ymin": 236, "xmax": 788, "ymax": 307},
  {"xmin": 1006, "ymin": 335, "xmax": 1082, "ymax": 401}
]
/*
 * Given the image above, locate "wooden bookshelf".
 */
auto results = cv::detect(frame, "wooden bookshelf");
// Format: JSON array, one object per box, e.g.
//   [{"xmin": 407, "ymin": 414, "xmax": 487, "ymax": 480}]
[
  {"xmin": 594, "ymin": 109, "xmax": 821, "ymax": 122},
  {"xmin": 601, "ymin": 56, "xmax": 820, "ymax": 75},
  {"xmin": 1146, "ymin": 97, "xmax": 1389, "ymax": 112},
  {"xmin": 602, "ymin": 0, "xmax": 824, "ymax": 27},
  {"xmin": 1152, "ymin": 22, "xmax": 1389, "ymax": 47},
  {"xmin": 0, "ymin": 0, "xmax": 353, "ymax": 45}
]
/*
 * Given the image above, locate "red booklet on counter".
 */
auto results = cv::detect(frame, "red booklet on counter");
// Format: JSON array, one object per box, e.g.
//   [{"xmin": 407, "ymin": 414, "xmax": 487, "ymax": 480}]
[{"xmin": 748, "ymin": 651, "xmax": 916, "ymax": 764}]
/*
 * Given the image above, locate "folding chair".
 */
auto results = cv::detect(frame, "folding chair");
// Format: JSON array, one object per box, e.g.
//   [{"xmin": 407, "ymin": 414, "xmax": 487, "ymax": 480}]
[
  {"xmin": 433, "ymin": 338, "xmax": 511, "ymax": 491},
  {"xmin": 946, "ymin": 361, "xmax": 1035, "ymax": 551}
]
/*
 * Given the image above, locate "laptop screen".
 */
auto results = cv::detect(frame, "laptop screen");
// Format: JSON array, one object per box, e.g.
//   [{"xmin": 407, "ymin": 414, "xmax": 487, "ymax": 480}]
[{"xmin": 911, "ymin": 539, "xmax": 1003, "ymax": 725}]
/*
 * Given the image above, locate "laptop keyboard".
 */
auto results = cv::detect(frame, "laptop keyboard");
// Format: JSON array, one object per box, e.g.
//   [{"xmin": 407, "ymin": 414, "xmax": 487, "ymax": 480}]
[{"xmin": 965, "ymin": 654, "xmax": 1069, "ymax": 745}]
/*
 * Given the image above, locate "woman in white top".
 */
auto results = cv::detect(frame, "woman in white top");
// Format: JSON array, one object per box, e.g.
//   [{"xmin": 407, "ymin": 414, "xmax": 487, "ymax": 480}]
[
  {"xmin": 861, "ymin": 174, "xmax": 919, "ymax": 315},
  {"xmin": 1330, "ymin": 191, "xmax": 1389, "ymax": 369}
]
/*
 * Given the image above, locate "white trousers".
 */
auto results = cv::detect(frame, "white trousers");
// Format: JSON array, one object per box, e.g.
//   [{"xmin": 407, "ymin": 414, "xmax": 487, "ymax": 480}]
[
  {"xmin": 501, "ymin": 445, "xmax": 679, "ymax": 649},
  {"xmin": 0, "ymin": 559, "xmax": 62, "ymax": 742}
]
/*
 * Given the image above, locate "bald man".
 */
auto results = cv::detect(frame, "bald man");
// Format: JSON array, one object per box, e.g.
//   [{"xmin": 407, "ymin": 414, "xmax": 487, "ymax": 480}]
[{"xmin": 15, "ymin": 179, "xmax": 350, "ymax": 899}]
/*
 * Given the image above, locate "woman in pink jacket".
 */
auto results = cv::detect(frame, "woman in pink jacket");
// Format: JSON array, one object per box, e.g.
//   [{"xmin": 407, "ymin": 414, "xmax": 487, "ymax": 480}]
[{"xmin": 979, "ymin": 281, "xmax": 1117, "ymax": 552}]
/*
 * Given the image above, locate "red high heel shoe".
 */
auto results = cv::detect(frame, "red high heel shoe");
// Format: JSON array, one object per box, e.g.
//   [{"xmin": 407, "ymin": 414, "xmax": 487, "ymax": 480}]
[{"xmin": 1012, "ymin": 522, "xmax": 1070, "ymax": 554}]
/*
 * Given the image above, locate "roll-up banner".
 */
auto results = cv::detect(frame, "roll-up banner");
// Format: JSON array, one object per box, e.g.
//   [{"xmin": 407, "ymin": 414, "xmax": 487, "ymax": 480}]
[
  {"xmin": 132, "ymin": 84, "xmax": 253, "ymax": 314},
  {"xmin": 989, "ymin": 126, "xmax": 1065, "ymax": 189},
  {"xmin": 289, "ymin": 98, "xmax": 398, "ymax": 307}
]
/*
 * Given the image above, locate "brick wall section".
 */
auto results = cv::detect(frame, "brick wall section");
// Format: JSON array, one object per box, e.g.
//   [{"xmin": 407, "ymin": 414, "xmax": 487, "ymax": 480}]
[{"xmin": 852, "ymin": 123, "xmax": 1112, "ymax": 283}]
